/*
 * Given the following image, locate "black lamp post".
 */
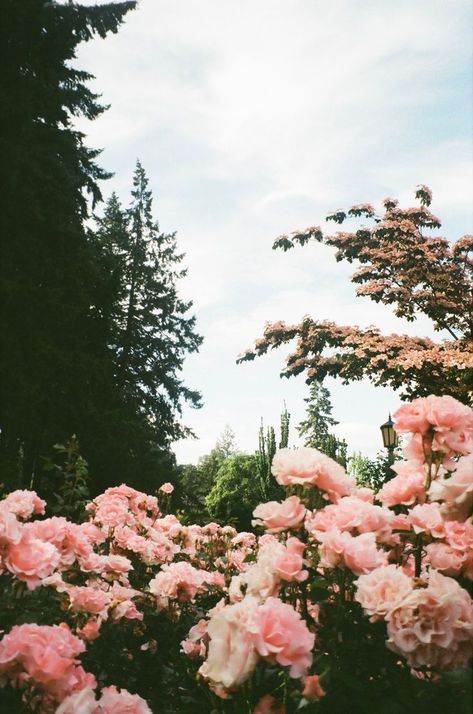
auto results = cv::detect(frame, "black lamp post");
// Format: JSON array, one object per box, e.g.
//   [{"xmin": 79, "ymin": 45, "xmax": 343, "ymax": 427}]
[{"xmin": 380, "ymin": 414, "xmax": 398, "ymax": 479}]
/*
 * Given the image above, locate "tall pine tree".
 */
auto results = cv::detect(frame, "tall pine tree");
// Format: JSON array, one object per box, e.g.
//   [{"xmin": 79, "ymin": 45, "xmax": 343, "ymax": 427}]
[
  {"xmin": 297, "ymin": 382, "xmax": 347, "ymax": 466},
  {"xmin": 0, "ymin": 1, "xmax": 136, "ymax": 489},
  {"xmin": 90, "ymin": 162, "xmax": 203, "ymax": 489}
]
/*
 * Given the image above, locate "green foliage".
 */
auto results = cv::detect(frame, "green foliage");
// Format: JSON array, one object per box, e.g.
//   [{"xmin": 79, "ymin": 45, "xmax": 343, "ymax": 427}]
[
  {"xmin": 176, "ymin": 426, "xmax": 238, "ymax": 524},
  {"xmin": 297, "ymin": 382, "xmax": 347, "ymax": 466},
  {"xmin": 206, "ymin": 454, "xmax": 261, "ymax": 530},
  {"xmin": 88, "ymin": 162, "xmax": 203, "ymax": 492},
  {"xmin": 40, "ymin": 436, "xmax": 90, "ymax": 521},
  {"xmin": 348, "ymin": 449, "xmax": 402, "ymax": 490}
]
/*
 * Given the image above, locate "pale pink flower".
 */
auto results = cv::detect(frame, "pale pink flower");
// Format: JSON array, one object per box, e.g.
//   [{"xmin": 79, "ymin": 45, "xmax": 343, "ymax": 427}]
[
  {"xmin": 94, "ymin": 495, "xmax": 130, "ymax": 529},
  {"xmin": 386, "ymin": 571, "xmax": 473, "ymax": 669},
  {"xmin": 353, "ymin": 487, "xmax": 374, "ymax": 503},
  {"xmin": 271, "ymin": 448, "xmax": 353, "ymax": 501},
  {"xmin": 274, "ymin": 537, "xmax": 308, "ymax": 583},
  {"xmin": 199, "ymin": 596, "xmax": 259, "ymax": 689},
  {"xmin": 98, "ymin": 685, "xmax": 153, "ymax": 713},
  {"xmin": 149, "ymin": 561, "xmax": 206, "ymax": 607},
  {"xmin": 159, "ymin": 482, "xmax": 174, "ymax": 494},
  {"xmin": 0, "ymin": 508, "xmax": 21, "ymax": 545},
  {"xmin": 4, "ymin": 533, "xmax": 60, "ymax": 589},
  {"xmin": 426, "ymin": 543, "xmax": 465, "ymax": 576},
  {"xmin": 1, "ymin": 489, "xmax": 46, "ymax": 519},
  {"xmin": 0, "ymin": 623, "xmax": 96, "ymax": 704},
  {"xmin": 429, "ymin": 454, "xmax": 473, "ymax": 519},
  {"xmin": 394, "ymin": 395, "xmax": 473, "ymax": 463},
  {"xmin": 76, "ymin": 618, "xmax": 102, "ymax": 642},
  {"xmin": 252, "ymin": 496, "xmax": 306, "ymax": 533},
  {"xmin": 443, "ymin": 520, "xmax": 473, "ymax": 553},
  {"xmin": 302, "ymin": 674, "xmax": 326, "ymax": 701},
  {"xmin": 68, "ymin": 586, "xmax": 112, "ymax": 619},
  {"xmin": 377, "ymin": 461, "xmax": 426, "ymax": 507},
  {"xmin": 249, "ymin": 597, "xmax": 315, "ymax": 678},
  {"xmin": 55, "ymin": 687, "xmax": 98, "ymax": 714},
  {"xmin": 355, "ymin": 564, "xmax": 413, "ymax": 621},
  {"xmin": 409, "ymin": 503, "xmax": 444, "ymax": 538},
  {"xmin": 342, "ymin": 532, "xmax": 388, "ymax": 575}
]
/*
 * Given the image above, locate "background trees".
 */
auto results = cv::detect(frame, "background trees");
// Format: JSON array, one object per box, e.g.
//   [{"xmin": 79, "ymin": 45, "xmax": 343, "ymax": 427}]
[
  {"xmin": 0, "ymin": 2, "xmax": 203, "ymax": 495},
  {"xmin": 297, "ymin": 382, "xmax": 347, "ymax": 466},
  {"xmin": 238, "ymin": 187, "xmax": 473, "ymax": 404},
  {"xmin": 89, "ymin": 163, "xmax": 203, "ymax": 491}
]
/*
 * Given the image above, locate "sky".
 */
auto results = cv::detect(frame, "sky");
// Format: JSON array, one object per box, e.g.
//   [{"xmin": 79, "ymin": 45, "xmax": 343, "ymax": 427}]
[{"xmin": 74, "ymin": 0, "xmax": 473, "ymax": 463}]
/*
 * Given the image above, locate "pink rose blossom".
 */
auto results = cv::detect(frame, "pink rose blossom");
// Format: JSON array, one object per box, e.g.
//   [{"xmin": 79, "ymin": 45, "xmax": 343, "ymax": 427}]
[
  {"xmin": 4, "ymin": 533, "xmax": 61, "ymax": 589},
  {"xmin": 302, "ymin": 674, "xmax": 326, "ymax": 701},
  {"xmin": 1, "ymin": 489, "xmax": 46, "ymax": 519},
  {"xmin": 252, "ymin": 496, "xmax": 306, "ymax": 533},
  {"xmin": 271, "ymin": 447, "xmax": 353, "ymax": 501},
  {"xmin": 342, "ymin": 532, "xmax": 388, "ymax": 575},
  {"xmin": 377, "ymin": 461, "xmax": 426, "ymax": 507},
  {"xmin": 55, "ymin": 687, "xmax": 98, "ymax": 714},
  {"xmin": 274, "ymin": 537, "xmax": 308, "ymax": 583},
  {"xmin": 386, "ymin": 571, "xmax": 473, "ymax": 669},
  {"xmin": 159, "ymin": 482, "xmax": 174, "ymax": 494},
  {"xmin": 98, "ymin": 685, "xmax": 153, "ymax": 713},
  {"xmin": 426, "ymin": 543, "xmax": 465, "ymax": 576},
  {"xmin": 0, "ymin": 623, "xmax": 96, "ymax": 705},
  {"xmin": 248, "ymin": 597, "xmax": 315, "ymax": 678},
  {"xmin": 200, "ymin": 596, "xmax": 259, "ymax": 689},
  {"xmin": 355, "ymin": 564, "xmax": 413, "ymax": 621},
  {"xmin": 408, "ymin": 503, "xmax": 444, "ymax": 538},
  {"xmin": 429, "ymin": 454, "xmax": 473, "ymax": 519}
]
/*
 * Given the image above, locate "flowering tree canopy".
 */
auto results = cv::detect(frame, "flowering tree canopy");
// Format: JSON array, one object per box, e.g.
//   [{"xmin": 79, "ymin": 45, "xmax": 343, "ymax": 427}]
[{"xmin": 237, "ymin": 186, "xmax": 473, "ymax": 403}]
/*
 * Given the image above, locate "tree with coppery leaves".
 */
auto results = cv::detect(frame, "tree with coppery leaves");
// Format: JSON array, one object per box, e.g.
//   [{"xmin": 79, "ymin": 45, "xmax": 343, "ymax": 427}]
[{"xmin": 238, "ymin": 186, "xmax": 472, "ymax": 404}]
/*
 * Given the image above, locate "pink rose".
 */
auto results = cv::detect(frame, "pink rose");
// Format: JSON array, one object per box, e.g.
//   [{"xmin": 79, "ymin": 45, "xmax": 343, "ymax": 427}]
[
  {"xmin": 302, "ymin": 674, "xmax": 326, "ymax": 701},
  {"xmin": 98, "ymin": 685, "xmax": 153, "ymax": 713},
  {"xmin": 386, "ymin": 571, "xmax": 473, "ymax": 669},
  {"xmin": 355, "ymin": 564, "xmax": 413, "ymax": 621},
  {"xmin": 409, "ymin": 503, "xmax": 444, "ymax": 538},
  {"xmin": 200, "ymin": 596, "xmax": 259, "ymax": 689},
  {"xmin": 0, "ymin": 623, "xmax": 96, "ymax": 704},
  {"xmin": 159, "ymin": 482, "xmax": 174, "ymax": 494},
  {"xmin": 1, "ymin": 489, "xmax": 46, "ymax": 519},
  {"xmin": 426, "ymin": 543, "xmax": 465, "ymax": 576},
  {"xmin": 271, "ymin": 448, "xmax": 353, "ymax": 501},
  {"xmin": 252, "ymin": 496, "xmax": 306, "ymax": 533},
  {"xmin": 4, "ymin": 533, "xmax": 61, "ymax": 589},
  {"xmin": 55, "ymin": 687, "xmax": 98, "ymax": 714},
  {"xmin": 429, "ymin": 454, "xmax": 473, "ymax": 519},
  {"xmin": 274, "ymin": 538, "xmax": 308, "ymax": 583},
  {"xmin": 249, "ymin": 597, "xmax": 315, "ymax": 678},
  {"xmin": 377, "ymin": 461, "xmax": 426, "ymax": 507},
  {"xmin": 342, "ymin": 532, "xmax": 388, "ymax": 575}
]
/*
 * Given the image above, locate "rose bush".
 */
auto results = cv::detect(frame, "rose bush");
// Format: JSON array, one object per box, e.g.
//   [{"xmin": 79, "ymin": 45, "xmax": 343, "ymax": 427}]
[{"xmin": 0, "ymin": 394, "xmax": 471, "ymax": 713}]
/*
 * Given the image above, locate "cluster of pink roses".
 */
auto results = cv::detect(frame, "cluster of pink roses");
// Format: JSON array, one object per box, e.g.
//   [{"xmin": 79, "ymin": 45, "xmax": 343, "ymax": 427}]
[{"xmin": 0, "ymin": 394, "xmax": 472, "ymax": 713}]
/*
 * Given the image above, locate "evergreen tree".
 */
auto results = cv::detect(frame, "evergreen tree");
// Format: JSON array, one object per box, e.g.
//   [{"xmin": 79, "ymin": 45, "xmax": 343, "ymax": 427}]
[
  {"xmin": 256, "ymin": 405, "xmax": 290, "ymax": 500},
  {"xmin": 0, "ymin": 1, "xmax": 135, "ymax": 488},
  {"xmin": 297, "ymin": 382, "xmax": 347, "ymax": 465},
  {"xmin": 90, "ymin": 162, "xmax": 203, "ymax": 489}
]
